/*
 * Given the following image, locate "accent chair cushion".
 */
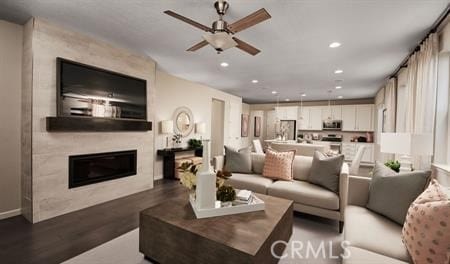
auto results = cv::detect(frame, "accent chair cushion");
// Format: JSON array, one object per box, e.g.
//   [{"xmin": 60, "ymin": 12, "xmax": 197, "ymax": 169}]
[
  {"xmin": 223, "ymin": 146, "xmax": 252, "ymax": 174},
  {"xmin": 366, "ymin": 162, "xmax": 431, "ymax": 225},
  {"xmin": 344, "ymin": 205, "xmax": 411, "ymax": 262},
  {"xmin": 308, "ymin": 151, "xmax": 344, "ymax": 193},
  {"xmin": 262, "ymin": 148, "xmax": 295, "ymax": 181},
  {"xmin": 402, "ymin": 179, "xmax": 450, "ymax": 264}
]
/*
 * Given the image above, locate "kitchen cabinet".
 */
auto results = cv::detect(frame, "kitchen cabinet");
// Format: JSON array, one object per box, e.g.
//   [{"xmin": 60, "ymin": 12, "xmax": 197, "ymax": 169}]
[
  {"xmin": 298, "ymin": 107, "xmax": 322, "ymax": 130},
  {"xmin": 321, "ymin": 105, "xmax": 342, "ymax": 120},
  {"xmin": 341, "ymin": 105, "xmax": 374, "ymax": 132},
  {"xmin": 342, "ymin": 143, "xmax": 374, "ymax": 163},
  {"xmin": 275, "ymin": 106, "xmax": 298, "ymax": 120}
]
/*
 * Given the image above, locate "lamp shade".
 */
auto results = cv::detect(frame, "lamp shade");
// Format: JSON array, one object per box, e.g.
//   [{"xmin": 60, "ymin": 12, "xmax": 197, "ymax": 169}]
[
  {"xmin": 196, "ymin": 122, "xmax": 206, "ymax": 134},
  {"xmin": 161, "ymin": 120, "xmax": 173, "ymax": 134},
  {"xmin": 380, "ymin": 133, "xmax": 433, "ymax": 155}
]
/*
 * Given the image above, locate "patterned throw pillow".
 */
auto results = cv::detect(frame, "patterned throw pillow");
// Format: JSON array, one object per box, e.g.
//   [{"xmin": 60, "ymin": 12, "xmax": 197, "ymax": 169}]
[
  {"xmin": 262, "ymin": 148, "xmax": 295, "ymax": 181},
  {"xmin": 402, "ymin": 179, "xmax": 450, "ymax": 264}
]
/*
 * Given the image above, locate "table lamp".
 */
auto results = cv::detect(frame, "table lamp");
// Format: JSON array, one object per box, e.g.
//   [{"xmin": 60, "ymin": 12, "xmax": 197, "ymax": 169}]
[
  {"xmin": 380, "ymin": 133, "xmax": 433, "ymax": 171},
  {"xmin": 161, "ymin": 120, "xmax": 173, "ymax": 149},
  {"xmin": 196, "ymin": 122, "xmax": 206, "ymax": 140}
]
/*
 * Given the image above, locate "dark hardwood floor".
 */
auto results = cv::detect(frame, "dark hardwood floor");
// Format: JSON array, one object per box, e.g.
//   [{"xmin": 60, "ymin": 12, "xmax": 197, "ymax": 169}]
[{"xmin": 0, "ymin": 180, "xmax": 185, "ymax": 264}]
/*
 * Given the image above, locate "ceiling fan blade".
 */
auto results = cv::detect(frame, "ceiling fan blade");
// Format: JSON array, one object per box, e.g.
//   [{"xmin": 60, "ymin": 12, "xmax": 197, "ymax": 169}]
[
  {"xmin": 228, "ymin": 8, "xmax": 271, "ymax": 33},
  {"xmin": 232, "ymin": 37, "xmax": 260, "ymax": 56},
  {"xmin": 164, "ymin": 10, "xmax": 213, "ymax": 32},
  {"xmin": 187, "ymin": 40, "xmax": 209, "ymax": 52}
]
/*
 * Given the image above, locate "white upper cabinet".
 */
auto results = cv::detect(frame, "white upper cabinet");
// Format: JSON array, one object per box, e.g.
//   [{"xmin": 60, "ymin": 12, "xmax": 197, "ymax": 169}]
[
  {"xmin": 342, "ymin": 105, "xmax": 357, "ymax": 131},
  {"xmin": 298, "ymin": 106, "xmax": 322, "ymax": 130},
  {"xmin": 275, "ymin": 106, "xmax": 298, "ymax": 120},
  {"xmin": 321, "ymin": 105, "xmax": 342, "ymax": 120},
  {"xmin": 341, "ymin": 104, "xmax": 374, "ymax": 132},
  {"xmin": 355, "ymin": 105, "xmax": 374, "ymax": 131}
]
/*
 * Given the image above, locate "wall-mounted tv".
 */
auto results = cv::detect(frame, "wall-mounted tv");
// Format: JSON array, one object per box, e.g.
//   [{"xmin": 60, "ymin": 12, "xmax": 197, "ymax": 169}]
[{"xmin": 57, "ymin": 58, "xmax": 147, "ymax": 120}]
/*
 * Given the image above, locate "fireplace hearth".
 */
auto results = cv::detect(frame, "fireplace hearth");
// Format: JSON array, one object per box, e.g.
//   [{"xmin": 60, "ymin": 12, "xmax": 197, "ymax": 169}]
[{"xmin": 69, "ymin": 150, "xmax": 137, "ymax": 188}]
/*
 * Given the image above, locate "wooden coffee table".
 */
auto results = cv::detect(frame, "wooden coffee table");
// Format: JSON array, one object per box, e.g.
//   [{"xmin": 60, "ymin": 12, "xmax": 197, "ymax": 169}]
[{"xmin": 139, "ymin": 193, "xmax": 293, "ymax": 264}]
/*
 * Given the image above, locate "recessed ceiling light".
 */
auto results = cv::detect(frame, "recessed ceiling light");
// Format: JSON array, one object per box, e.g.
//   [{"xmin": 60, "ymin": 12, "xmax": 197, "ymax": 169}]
[
  {"xmin": 301, "ymin": 93, "xmax": 307, "ymax": 97},
  {"xmin": 337, "ymin": 95, "xmax": 343, "ymax": 99},
  {"xmin": 335, "ymin": 86, "xmax": 342, "ymax": 89},
  {"xmin": 251, "ymin": 79, "xmax": 258, "ymax": 84},
  {"xmin": 220, "ymin": 62, "xmax": 229, "ymax": 67},
  {"xmin": 334, "ymin": 69, "xmax": 343, "ymax": 74},
  {"xmin": 329, "ymin": 42, "xmax": 341, "ymax": 48},
  {"xmin": 271, "ymin": 91, "xmax": 278, "ymax": 94},
  {"xmin": 285, "ymin": 99, "xmax": 290, "ymax": 102}
]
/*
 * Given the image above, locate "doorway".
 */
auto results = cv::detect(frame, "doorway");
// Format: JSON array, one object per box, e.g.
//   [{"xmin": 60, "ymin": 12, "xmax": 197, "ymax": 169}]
[{"xmin": 211, "ymin": 99, "xmax": 225, "ymax": 158}]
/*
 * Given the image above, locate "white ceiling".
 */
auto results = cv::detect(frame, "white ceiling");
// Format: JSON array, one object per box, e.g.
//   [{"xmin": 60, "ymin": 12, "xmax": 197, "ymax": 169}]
[{"xmin": 0, "ymin": 0, "xmax": 448, "ymax": 103}]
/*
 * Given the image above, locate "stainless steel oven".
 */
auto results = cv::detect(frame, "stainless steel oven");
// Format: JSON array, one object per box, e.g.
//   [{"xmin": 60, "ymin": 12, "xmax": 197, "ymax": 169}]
[{"xmin": 322, "ymin": 120, "xmax": 342, "ymax": 131}]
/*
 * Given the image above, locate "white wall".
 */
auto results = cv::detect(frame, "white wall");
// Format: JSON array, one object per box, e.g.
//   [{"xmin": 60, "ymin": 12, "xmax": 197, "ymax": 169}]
[
  {"xmin": 0, "ymin": 20, "xmax": 22, "ymax": 219},
  {"xmin": 154, "ymin": 71, "xmax": 244, "ymax": 179}
]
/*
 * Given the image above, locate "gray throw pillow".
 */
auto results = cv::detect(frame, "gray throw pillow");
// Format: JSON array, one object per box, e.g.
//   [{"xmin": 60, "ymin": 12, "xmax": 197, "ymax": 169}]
[
  {"xmin": 223, "ymin": 146, "xmax": 252, "ymax": 174},
  {"xmin": 308, "ymin": 151, "xmax": 344, "ymax": 193},
  {"xmin": 366, "ymin": 162, "xmax": 431, "ymax": 225}
]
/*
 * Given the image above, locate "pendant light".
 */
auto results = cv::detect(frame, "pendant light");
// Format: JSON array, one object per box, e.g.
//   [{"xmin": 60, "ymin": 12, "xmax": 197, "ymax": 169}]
[
  {"xmin": 325, "ymin": 90, "xmax": 333, "ymax": 125},
  {"xmin": 299, "ymin": 92, "xmax": 304, "ymax": 120}
]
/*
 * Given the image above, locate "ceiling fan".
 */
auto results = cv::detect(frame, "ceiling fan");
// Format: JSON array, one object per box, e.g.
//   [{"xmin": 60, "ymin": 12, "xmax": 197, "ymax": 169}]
[{"xmin": 164, "ymin": 0, "xmax": 271, "ymax": 56}]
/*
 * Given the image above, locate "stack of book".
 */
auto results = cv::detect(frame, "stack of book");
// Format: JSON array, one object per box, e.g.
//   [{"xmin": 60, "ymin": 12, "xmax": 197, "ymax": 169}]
[{"xmin": 233, "ymin": 190, "xmax": 254, "ymax": 205}]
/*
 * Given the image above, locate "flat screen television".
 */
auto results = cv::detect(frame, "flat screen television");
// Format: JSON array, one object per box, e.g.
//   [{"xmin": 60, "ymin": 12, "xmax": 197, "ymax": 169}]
[{"xmin": 57, "ymin": 58, "xmax": 147, "ymax": 120}]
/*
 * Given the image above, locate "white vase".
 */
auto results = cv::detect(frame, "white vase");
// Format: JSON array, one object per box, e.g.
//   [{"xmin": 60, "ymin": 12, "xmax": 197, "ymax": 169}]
[{"xmin": 195, "ymin": 140, "xmax": 216, "ymax": 209}]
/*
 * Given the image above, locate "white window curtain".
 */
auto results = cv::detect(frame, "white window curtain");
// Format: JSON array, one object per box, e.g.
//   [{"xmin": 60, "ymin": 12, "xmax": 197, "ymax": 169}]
[
  {"xmin": 384, "ymin": 77, "xmax": 397, "ymax": 133},
  {"xmin": 404, "ymin": 33, "xmax": 439, "ymax": 169}
]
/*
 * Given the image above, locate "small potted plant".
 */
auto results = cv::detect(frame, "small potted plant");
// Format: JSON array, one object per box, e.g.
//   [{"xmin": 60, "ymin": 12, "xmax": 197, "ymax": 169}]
[
  {"xmin": 188, "ymin": 138, "xmax": 203, "ymax": 149},
  {"xmin": 172, "ymin": 133, "xmax": 182, "ymax": 148},
  {"xmin": 384, "ymin": 160, "xmax": 401, "ymax": 173}
]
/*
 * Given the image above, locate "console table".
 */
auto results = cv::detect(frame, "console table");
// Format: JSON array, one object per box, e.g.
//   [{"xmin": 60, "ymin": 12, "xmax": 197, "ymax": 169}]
[{"xmin": 157, "ymin": 147, "xmax": 203, "ymax": 179}]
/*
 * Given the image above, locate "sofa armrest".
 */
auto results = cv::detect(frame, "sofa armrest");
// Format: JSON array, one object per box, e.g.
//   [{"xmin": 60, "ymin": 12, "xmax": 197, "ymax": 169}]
[
  {"xmin": 213, "ymin": 155, "xmax": 224, "ymax": 171},
  {"xmin": 347, "ymin": 176, "xmax": 371, "ymax": 207},
  {"xmin": 339, "ymin": 162, "xmax": 350, "ymax": 220}
]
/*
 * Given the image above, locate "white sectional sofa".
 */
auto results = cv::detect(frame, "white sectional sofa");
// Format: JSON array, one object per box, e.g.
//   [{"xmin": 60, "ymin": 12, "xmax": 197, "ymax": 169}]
[
  {"xmin": 214, "ymin": 152, "xmax": 349, "ymax": 232},
  {"xmin": 343, "ymin": 175, "xmax": 411, "ymax": 263}
]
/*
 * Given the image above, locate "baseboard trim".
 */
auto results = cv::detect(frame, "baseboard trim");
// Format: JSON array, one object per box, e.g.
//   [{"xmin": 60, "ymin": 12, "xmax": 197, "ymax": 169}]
[{"xmin": 0, "ymin": 208, "xmax": 22, "ymax": 220}]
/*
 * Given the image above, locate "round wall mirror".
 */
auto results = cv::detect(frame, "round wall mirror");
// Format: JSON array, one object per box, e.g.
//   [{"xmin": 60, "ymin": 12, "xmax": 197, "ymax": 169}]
[{"xmin": 173, "ymin": 107, "xmax": 194, "ymax": 137}]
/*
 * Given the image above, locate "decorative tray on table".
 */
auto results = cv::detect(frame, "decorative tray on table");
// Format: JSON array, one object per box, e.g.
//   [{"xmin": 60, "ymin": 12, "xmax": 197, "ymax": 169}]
[{"xmin": 189, "ymin": 193, "xmax": 265, "ymax": 219}]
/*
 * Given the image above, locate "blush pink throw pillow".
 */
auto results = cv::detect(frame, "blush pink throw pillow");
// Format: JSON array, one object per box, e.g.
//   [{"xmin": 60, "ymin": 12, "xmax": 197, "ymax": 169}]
[
  {"xmin": 262, "ymin": 148, "xmax": 295, "ymax": 181},
  {"xmin": 402, "ymin": 179, "xmax": 450, "ymax": 264}
]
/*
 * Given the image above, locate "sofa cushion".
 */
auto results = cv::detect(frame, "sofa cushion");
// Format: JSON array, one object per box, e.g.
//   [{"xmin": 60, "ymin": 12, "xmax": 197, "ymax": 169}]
[
  {"xmin": 344, "ymin": 205, "xmax": 411, "ymax": 262},
  {"xmin": 367, "ymin": 162, "xmax": 431, "ymax": 225},
  {"xmin": 251, "ymin": 153, "xmax": 265, "ymax": 174},
  {"xmin": 224, "ymin": 146, "xmax": 252, "ymax": 173},
  {"xmin": 226, "ymin": 173, "xmax": 273, "ymax": 194},
  {"xmin": 402, "ymin": 179, "xmax": 450, "ymax": 264},
  {"xmin": 308, "ymin": 151, "xmax": 344, "ymax": 193},
  {"xmin": 343, "ymin": 247, "xmax": 409, "ymax": 264},
  {"xmin": 262, "ymin": 148, "xmax": 295, "ymax": 180},
  {"xmin": 292, "ymin": 155, "xmax": 313, "ymax": 181},
  {"xmin": 267, "ymin": 180, "xmax": 339, "ymax": 210}
]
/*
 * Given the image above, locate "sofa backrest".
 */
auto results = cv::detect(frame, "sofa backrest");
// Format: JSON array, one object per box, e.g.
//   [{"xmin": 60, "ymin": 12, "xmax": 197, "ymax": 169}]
[
  {"xmin": 250, "ymin": 153, "xmax": 313, "ymax": 181},
  {"xmin": 270, "ymin": 143, "xmax": 328, "ymax": 157}
]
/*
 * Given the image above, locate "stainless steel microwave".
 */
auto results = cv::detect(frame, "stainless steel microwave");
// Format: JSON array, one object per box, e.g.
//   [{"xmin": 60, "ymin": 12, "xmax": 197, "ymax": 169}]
[{"xmin": 322, "ymin": 120, "xmax": 342, "ymax": 130}]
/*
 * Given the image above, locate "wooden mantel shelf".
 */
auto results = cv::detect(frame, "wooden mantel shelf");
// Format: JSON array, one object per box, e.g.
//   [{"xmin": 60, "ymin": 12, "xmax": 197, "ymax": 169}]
[{"xmin": 46, "ymin": 116, "xmax": 152, "ymax": 132}]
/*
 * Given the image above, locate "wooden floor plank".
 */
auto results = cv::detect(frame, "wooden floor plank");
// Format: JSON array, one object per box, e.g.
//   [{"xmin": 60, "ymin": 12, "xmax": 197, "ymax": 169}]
[{"xmin": 0, "ymin": 180, "xmax": 184, "ymax": 264}]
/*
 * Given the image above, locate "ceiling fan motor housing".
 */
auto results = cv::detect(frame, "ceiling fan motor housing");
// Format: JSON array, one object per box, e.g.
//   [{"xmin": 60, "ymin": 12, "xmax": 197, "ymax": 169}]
[
  {"xmin": 214, "ymin": 1, "xmax": 229, "ymax": 15},
  {"xmin": 212, "ymin": 20, "xmax": 228, "ymax": 32}
]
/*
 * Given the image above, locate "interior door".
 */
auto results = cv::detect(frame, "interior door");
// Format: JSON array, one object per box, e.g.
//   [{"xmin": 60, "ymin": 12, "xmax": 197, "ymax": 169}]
[{"xmin": 211, "ymin": 99, "xmax": 225, "ymax": 157}]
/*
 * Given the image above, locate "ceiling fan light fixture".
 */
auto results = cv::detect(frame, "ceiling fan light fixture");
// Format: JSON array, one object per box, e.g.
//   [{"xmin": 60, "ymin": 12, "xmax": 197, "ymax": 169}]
[{"xmin": 202, "ymin": 32, "xmax": 237, "ymax": 52}]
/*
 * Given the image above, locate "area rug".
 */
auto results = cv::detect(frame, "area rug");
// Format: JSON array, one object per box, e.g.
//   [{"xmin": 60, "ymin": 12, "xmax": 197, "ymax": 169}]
[{"xmin": 63, "ymin": 214, "xmax": 343, "ymax": 264}]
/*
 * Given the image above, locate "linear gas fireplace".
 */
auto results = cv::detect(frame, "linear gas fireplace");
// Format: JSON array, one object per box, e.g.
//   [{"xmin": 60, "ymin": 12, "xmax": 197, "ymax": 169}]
[{"xmin": 69, "ymin": 150, "xmax": 137, "ymax": 188}]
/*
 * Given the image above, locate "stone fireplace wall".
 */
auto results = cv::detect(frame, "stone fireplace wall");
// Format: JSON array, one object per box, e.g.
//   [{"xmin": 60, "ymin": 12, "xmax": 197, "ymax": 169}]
[{"xmin": 22, "ymin": 18, "xmax": 155, "ymax": 223}]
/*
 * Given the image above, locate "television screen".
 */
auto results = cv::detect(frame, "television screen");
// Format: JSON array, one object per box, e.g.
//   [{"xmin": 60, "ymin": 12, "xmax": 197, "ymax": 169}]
[{"xmin": 58, "ymin": 58, "xmax": 147, "ymax": 120}]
